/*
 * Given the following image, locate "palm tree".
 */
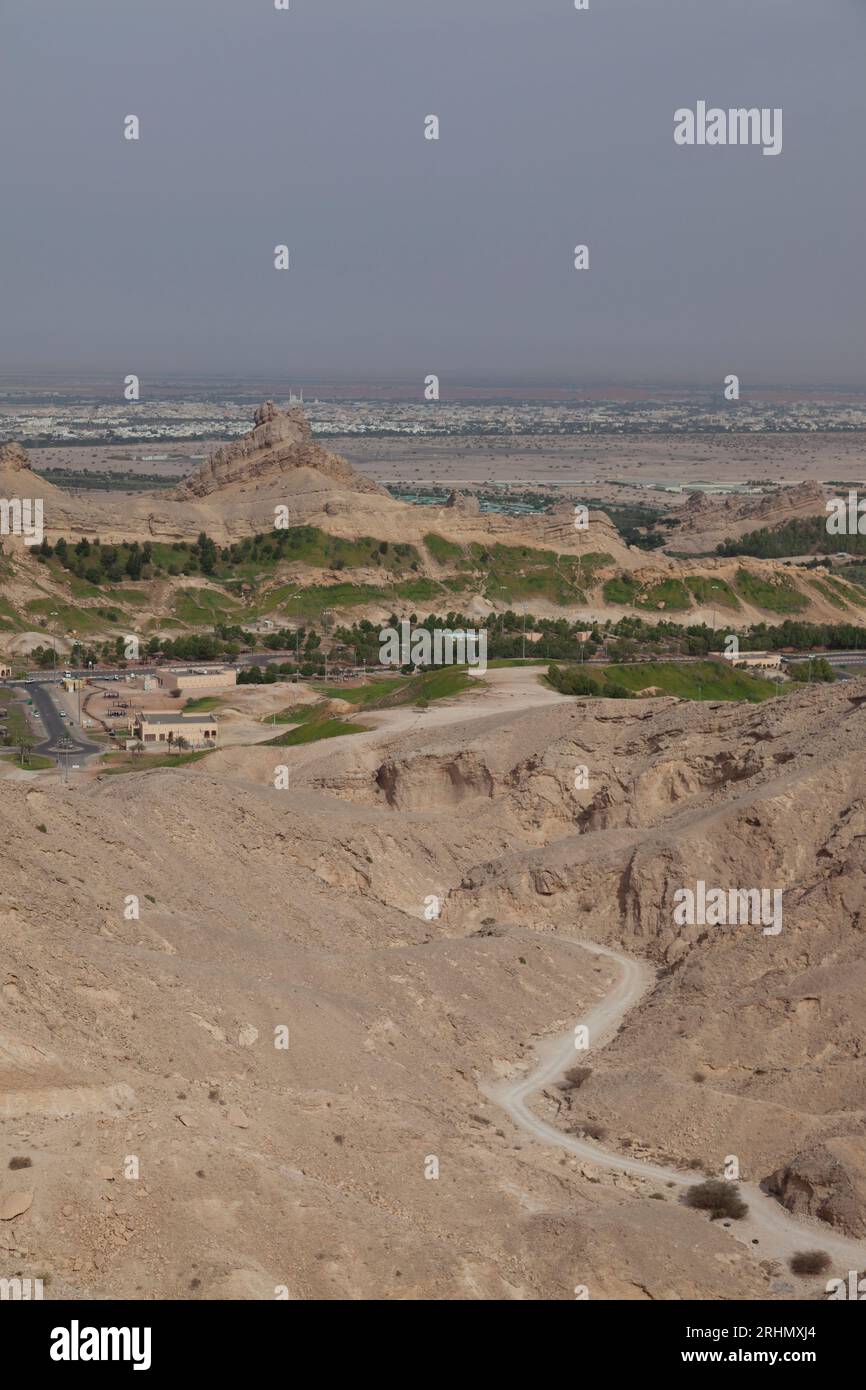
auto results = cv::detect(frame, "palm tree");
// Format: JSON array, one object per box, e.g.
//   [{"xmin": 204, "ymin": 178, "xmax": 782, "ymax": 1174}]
[{"xmin": 17, "ymin": 736, "xmax": 35, "ymax": 768}]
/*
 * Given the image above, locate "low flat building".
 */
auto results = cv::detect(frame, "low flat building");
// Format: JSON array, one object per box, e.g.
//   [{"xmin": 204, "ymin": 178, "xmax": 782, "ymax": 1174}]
[
  {"xmin": 133, "ymin": 712, "xmax": 219, "ymax": 750},
  {"xmin": 733, "ymin": 652, "xmax": 782, "ymax": 670},
  {"xmin": 158, "ymin": 666, "xmax": 237, "ymax": 695}
]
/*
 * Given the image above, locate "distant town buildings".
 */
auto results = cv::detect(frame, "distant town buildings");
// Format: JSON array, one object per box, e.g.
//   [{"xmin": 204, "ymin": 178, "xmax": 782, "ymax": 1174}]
[{"xmin": 5, "ymin": 396, "xmax": 866, "ymax": 452}]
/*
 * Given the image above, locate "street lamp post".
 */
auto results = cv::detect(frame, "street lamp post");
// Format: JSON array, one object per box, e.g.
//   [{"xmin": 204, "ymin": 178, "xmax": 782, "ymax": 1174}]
[{"xmin": 286, "ymin": 590, "xmax": 302, "ymax": 667}]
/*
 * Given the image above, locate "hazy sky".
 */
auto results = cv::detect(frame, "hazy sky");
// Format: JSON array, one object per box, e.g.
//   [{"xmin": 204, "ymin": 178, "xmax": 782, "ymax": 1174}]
[{"xmin": 2, "ymin": 0, "xmax": 865, "ymax": 386}]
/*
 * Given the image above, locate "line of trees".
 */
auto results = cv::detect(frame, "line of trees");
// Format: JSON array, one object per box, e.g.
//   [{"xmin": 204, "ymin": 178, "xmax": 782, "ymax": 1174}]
[{"xmin": 716, "ymin": 516, "xmax": 866, "ymax": 558}]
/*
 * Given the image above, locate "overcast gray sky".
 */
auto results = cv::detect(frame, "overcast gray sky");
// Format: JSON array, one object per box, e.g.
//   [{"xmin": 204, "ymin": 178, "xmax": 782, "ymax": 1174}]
[{"xmin": 2, "ymin": 0, "xmax": 864, "ymax": 387}]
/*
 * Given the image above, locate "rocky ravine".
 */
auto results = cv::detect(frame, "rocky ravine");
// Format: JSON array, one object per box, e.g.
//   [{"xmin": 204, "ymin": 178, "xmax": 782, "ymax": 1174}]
[{"xmin": 2, "ymin": 671, "xmax": 865, "ymax": 1298}]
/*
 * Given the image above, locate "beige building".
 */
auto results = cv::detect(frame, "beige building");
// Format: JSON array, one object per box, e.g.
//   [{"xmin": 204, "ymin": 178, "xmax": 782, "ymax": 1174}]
[
  {"xmin": 132, "ymin": 712, "xmax": 219, "ymax": 750},
  {"xmin": 734, "ymin": 652, "xmax": 782, "ymax": 670},
  {"xmin": 0, "ymin": 664, "xmax": 11, "ymax": 679},
  {"xmin": 158, "ymin": 666, "xmax": 237, "ymax": 695}
]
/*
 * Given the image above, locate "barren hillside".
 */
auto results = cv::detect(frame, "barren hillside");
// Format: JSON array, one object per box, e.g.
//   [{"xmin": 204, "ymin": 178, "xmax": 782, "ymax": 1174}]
[{"xmin": 2, "ymin": 670, "xmax": 865, "ymax": 1298}]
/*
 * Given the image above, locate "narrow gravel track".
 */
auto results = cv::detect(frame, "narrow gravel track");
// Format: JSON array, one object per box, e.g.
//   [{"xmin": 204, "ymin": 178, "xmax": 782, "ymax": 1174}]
[{"xmin": 484, "ymin": 934, "xmax": 866, "ymax": 1285}]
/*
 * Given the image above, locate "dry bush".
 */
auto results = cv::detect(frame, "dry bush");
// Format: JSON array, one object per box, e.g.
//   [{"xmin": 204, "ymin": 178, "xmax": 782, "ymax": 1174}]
[
  {"xmin": 572, "ymin": 1120, "xmax": 607, "ymax": 1141},
  {"xmin": 684, "ymin": 1179, "xmax": 748, "ymax": 1221},
  {"xmin": 789, "ymin": 1250, "xmax": 832, "ymax": 1277},
  {"xmin": 559, "ymin": 1065, "xmax": 592, "ymax": 1093}
]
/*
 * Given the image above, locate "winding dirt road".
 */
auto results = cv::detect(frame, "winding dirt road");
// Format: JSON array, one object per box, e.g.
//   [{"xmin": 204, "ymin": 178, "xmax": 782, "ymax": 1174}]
[{"xmin": 484, "ymin": 934, "xmax": 866, "ymax": 1285}]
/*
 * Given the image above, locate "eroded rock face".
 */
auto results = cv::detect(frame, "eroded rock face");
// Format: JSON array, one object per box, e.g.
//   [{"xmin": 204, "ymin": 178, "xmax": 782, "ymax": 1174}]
[
  {"xmin": 764, "ymin": 1139, "xmax": 866, "ymax": 1236},
  {"xmin": 172, "ymin": 401, "xmax": 386, "ymax": 500},
  {"xmin": 670, "ymin": 479, "xmax": 829, "ymax": 554},
  {"xmin": 0, "ymin": 443, "xmax": 32, "ymax": 474},
  {"xmin": 445, "ymin": 489, "xmax": 480, "ymax": 515},
  {"xmin": 374, "ymin": 753, "xmax": 495, "ymax": 810}
]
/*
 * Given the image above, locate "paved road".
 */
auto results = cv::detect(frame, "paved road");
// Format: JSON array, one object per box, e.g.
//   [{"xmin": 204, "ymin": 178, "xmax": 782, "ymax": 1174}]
[
  {"xmin": 17, "ymin": 650, "xmax": 866, "ymax": 685},
  {"xmin": 485, "ymin": 933, "xmax": 866, "ymax": 1282},
  {"xmin": 13, "ymin": 680, "xmax": 102, "ymax": 764}
]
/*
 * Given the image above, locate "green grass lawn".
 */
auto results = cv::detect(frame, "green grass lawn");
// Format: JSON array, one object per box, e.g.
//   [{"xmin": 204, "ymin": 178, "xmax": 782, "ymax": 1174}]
[
  {"xmin": 808, "ymin": 575, "xmax": 866, "ymax": 610},
  {"xmin": 808, "ymin": 577, "xmax": 849, "ymax": 611},
  {"xmin": 265, "ymin": 717, "xmax": 369, "ymax": 746},
  {"xmin": 174, "ymin": 588, "xmax": 240, "ymax": 625},
  {"xmin": 108, "ymin": 587, "xmax": 149, "ymax": 606},
  {"xmin": 424, "ymin": 533, "xmax": 466, "ymax": 565},
  {"xmin": 393, "ymin": 578, "xmax": 447, "ymax": 603},
  {"xmin": 0, "ymin": 751, "xmax": 55, "ymax": 770},
  {"xmin": 603, "ymin": 575, "xmax": 700, "ymax": 612},
  {"xmin": 735, "ymin": 568, "xmax": 809, "ymax": 615},
  {"xmin": 604, "ymin": 573, "xmax": 747, "ymax": 614},
  {"xmin": 264, "ymin": 666, "xmax": 478, "ymax": 740},
  {"xmin": 478, "ymin": 543, "xmax": 610, "ymax": 606},
  {"xmin": 635, "ymin": 579, "xmax": 693, "ymax": 612},
  {"xmin": 600, "ymin": 660, "xmax": 778, "ymax": 701},
  {"xmin": 65, "ymin": 575, "xmax": 104, "ymax": 598},
  {"xmin": 684, "ymin": 576, "xmax": 741, "ymax": 610},
  {"xmin": 262, "ymin": 703, "xmax": 321, "ymax": 725},
  {"xmin": 0, "ymin": 688, "xmax": 32, "ymax": 745},
  {"xmin": 315, "ymin": 666, "xmax": 477, "ymax": 709},
  {"xmin": 546, "ymin": 661, "xmax": 779, "ymax": 703},
  {"xmin": 603, "ymin": 575, "xmax": 641, "ymax": 605},
  {"xmin": 286, "ymin": 583, "xmax": 391, "ymax": 618},
  {"xmin": 24, "ymin": 598, "xmax": 105, "ymax": 633},
  {"xmin": 0, "ymin": 596, "xmax": 22, "ymax": 628},
  {"xmin": 239, "ymin": 526, "xmax": 421, "ymax": 576},
  {"xmin": 311, "ymin": 682, "xmax": 386, "ymax": 706},
  {"xmin": 183, "ymin": 696, "xmax": 222, "ymax": 712}
]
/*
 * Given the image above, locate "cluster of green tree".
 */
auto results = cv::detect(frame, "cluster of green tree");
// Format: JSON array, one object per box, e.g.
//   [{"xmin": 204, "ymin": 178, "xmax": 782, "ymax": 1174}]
[
  {"xmin": 546, "ymin": 664, "xmax": 633, "ymax": 698},
  {"xmin": 716, "ymin": 516, "xmax": 866, "ymax": 559},
  {"xmin": 221, "ymin": 527, "xmax": 418, "ymax": 573},
  {"xmin": 333, "ymin": 611, "xmax": 607, "ymax": 665},
  {"xmin": 62, "ymin": 625, "xmax": 326, "ymax": 672},
  {"xmin": 735, "ymin": 619, "xmax": 866, "ymax": 652},
  {"xmin": 33, "ymin": 526, "xmax": 422, "ymax": 583},
  {"xmin": 252, "ymin": 626, "xmax": 321, "ymax": 654},
  {"xmin": 68, "ymin": 632, "xmax": 240, "ymax": 666},
  {"xmin": 33, "ymin": 469, "xmax": 168, "ymax": 492},
  {"xmin": 35, "ymin": 535, "xmax": 157, "ymax": 583},
  {"xmin": 787, "ymin": 657, "xmax": 836, "ymax": 683},
  {"xmin": 238, "ymin": 661, "xmax": 325, "ymax": 682},
  {"xmin": 597, "ymin": 615, "xmax": 866, "ymax": 658},
  {"xmin": 45, "ymin": 605, "xmax": 866, "ymax": 679},
  {"xmin": 29, "ymin": 645, "xmax": 63, "ymax": 669},
  {"xmin": 602, "ymin": 504, "xmax": 668, "ymax": 551},
  {"xmin": 331, "ymin": 609, "xmax": 866, "ymax": 667}
]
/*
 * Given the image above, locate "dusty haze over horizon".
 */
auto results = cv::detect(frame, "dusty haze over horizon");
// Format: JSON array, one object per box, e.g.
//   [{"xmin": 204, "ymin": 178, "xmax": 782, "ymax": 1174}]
[{"xmin": 2, "ymin": 0, "xmax": 865, "ymax": 386}]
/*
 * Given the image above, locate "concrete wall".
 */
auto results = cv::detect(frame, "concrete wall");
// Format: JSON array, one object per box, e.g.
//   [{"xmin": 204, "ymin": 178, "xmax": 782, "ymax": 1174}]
[{"xmin": 159, "ymin": 669, "xmax": 237, "ymax": 693}]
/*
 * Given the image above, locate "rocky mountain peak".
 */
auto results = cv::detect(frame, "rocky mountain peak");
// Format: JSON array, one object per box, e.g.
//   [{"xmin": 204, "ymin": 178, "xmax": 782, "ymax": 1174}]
[{"xmin": 0, "ymin": 442, "xmax": 33, "ymax": 474}]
